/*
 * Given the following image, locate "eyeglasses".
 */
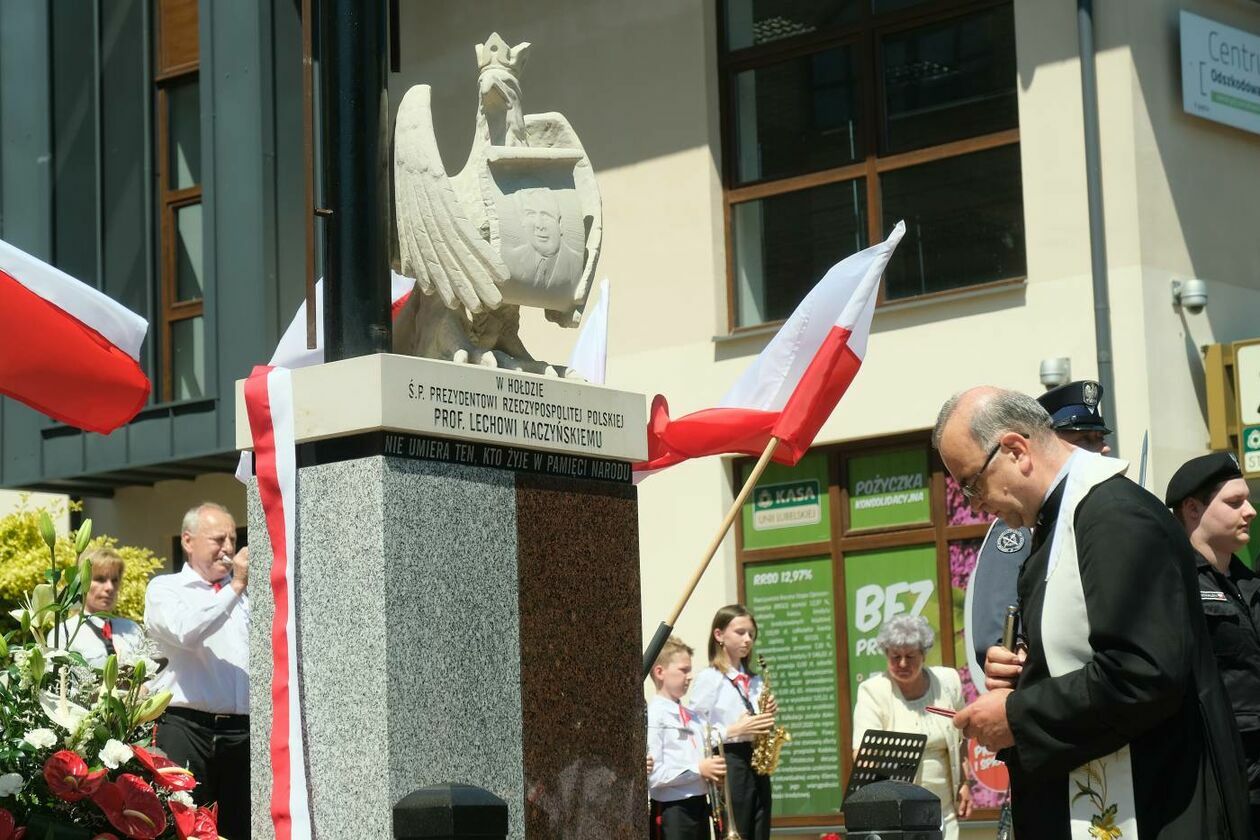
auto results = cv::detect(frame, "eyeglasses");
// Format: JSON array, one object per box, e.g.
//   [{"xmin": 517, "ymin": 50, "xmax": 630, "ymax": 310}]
[
  {"xmin": 958, "ymin": 441, "xmax": 1003, "ymax": 501},
  {"xmin": 957, "ymin": 434, "xmax": 1031, "ymax": 500}
]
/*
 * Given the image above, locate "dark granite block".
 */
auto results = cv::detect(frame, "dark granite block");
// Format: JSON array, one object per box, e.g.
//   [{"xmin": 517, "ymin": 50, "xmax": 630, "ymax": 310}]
[
  {"xmin": 248, "ymin": 456, "xmax": 645, "ymax": 840},
  {"xmin": 515, "ymin": 475, "xmax": 648, "ymax": 839}
]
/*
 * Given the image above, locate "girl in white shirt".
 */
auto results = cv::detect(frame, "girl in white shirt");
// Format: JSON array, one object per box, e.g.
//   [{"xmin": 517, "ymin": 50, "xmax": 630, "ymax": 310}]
[{"xmin": 689, "ymin": 604, "xmax": 778, "ymax": 840}]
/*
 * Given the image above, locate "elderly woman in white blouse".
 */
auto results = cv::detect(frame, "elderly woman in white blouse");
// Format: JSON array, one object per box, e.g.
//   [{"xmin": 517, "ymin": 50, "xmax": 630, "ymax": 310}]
[{"xmin": 851, "ymin": 615, "xmax": 972, "ymax": 840}]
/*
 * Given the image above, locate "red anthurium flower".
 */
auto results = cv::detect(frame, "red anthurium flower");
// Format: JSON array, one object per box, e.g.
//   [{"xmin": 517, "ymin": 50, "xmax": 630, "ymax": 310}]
[
  {"xmin": 43, "ymin": 750, "xmax": 107, "ymax": 802},
  {"xmin": 0, "ymin": 807, "xmax": 19, "ymax": 840},
  {"xmin": 130, "ymin": 746, "xmax": 197, "ymax": 792},
  {"xmin": 91, "ymin": 775, "xmax": 167, "ymax": 840},
  {"xmin": 169, "ymin": 801, "xmax": 220, "ymax": 840}
]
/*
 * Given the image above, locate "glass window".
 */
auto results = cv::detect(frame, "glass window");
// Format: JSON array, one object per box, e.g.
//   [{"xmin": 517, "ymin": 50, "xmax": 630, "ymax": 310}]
[
  {"xmin": 725, "ymin": 0, "xmax": 861, "ymax": 50},
  {"xmin": 734, "ymin": 45, "xmax": 862, "ymax": 184},
  {"xmin": 174, "ymin": 202, "xmax": 203, "ymax": 301},
  {"xmin": 881, "ymin": 7, "xmax": 1017, "ymax": 155},
  {"xmin": 722, "ymin": 2, "xmax": 1021, "ymax": 326},
  {"xmin": 880, "ymin": 144, "xmax": 1025, "ymax": 301},
  {"xmin": 168, "ymin": 79, "xmax": 201, "ymax": 189},
  {"xmin": 733, "ymin": 178, "xmax": 867, "ymax": 327},
  {"xmin": 171, "ymin": 315, "xmax": 205, "ymax": 400}
]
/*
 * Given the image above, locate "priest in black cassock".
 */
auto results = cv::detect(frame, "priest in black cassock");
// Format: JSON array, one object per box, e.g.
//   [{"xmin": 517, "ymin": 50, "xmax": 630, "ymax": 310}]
[{"xmin": 934, "ymin": 386, "xmax": 1251, "ymax": 840}]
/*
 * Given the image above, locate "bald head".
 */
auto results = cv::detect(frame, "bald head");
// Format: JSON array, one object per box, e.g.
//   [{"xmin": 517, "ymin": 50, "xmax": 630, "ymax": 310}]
[
  {"xmin": 934, "ymin": 386, "xmax": 1069, "ymax": 528},
  {"xmin": 933, "ymin": 387, "xmax": 1054, "ymax": 451}
]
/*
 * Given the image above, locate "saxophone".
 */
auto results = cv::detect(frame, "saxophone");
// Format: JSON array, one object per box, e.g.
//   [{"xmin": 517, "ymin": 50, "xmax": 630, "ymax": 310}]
[{"xmin": 750, "ymin": 654, "xmax": 791, "ymax": 775}]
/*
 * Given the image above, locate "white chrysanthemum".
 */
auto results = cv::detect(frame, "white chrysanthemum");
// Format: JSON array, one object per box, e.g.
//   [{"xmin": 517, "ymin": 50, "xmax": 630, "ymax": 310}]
[
  {"xmin": 0, "ymin": 773, "xmax": 22, "ymax": 797},
  {"xmin": 169, "ymin": 791, "xmax": 195, "ymax": 808},
  {"xmin": 22, "ymin": 728, "xmax": 57, "ymax": 749},
  {"xmin": 99, "ymin": 738, "xmax": 133, "ymax": 769}
]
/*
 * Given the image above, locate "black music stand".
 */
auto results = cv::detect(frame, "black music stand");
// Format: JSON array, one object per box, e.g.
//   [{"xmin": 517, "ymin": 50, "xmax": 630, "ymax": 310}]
[{"xmin": 843, "ymin": 729, "xmax": 928, "ymax": 801}]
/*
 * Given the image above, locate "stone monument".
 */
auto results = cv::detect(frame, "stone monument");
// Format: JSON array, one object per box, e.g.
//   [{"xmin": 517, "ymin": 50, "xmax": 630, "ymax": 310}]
[
  {"xmin": 238, "ymin": 356, "xmax": 649, "ymax": 839},
  {"xmin": 239, "ymin": 32, "xmax": 647, "ymax": 840},
  {"xmin": 392, "ymin": 32, "xmax": 602, "ymax": 377}
]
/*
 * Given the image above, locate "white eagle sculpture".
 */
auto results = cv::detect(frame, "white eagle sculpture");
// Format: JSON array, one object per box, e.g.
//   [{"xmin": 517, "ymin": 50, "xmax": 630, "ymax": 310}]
[{"xmin": 392, "ymin": 33, "xmax": 602, "ymax": 377}]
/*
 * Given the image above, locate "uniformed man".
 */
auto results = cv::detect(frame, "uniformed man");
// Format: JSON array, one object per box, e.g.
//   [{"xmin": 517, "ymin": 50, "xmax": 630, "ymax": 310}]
[
  {"xmin": 1167, "ymin": 452, "xmax": 1260, "ymax": 829},
  {"xmin": 964, "ymin": 380, "xmax": 1112, "ymax": 687}
]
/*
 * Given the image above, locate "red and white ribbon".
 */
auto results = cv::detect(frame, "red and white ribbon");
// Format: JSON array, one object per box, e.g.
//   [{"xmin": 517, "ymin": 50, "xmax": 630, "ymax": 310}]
[{"xmin": 244, "ymin": 365, "xmax": 311, "ymax": 840}]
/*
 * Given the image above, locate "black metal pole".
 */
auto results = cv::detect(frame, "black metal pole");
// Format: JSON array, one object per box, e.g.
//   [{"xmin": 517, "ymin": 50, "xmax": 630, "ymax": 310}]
[
  {"xmin": 319, "ymin": 0, "xmax": 391, "ymax": 361},
  {"xmin": 1077, "ymin": 0, "xmax": 1118, "ymax": 454}
]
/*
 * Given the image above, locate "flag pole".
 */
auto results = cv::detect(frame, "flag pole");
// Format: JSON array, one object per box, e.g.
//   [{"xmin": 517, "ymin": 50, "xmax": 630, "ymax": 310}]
[{"xmin": 642, "ymin": 436, "xmax": 781, "ymax": 678}]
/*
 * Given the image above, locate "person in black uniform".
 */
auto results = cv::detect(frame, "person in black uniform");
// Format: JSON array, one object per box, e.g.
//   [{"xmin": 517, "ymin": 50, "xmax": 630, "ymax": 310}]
[
  {"xmin": 1167, "ymin": 452, "xmax": 1260, "ymax": 833},
  {"xmin": 937, "ymin": 386, "xmax": 1251, "ymax": 839},
  {"xmin": 965, "ymin": 380, "xmax": 1112, "ymax": 684}
]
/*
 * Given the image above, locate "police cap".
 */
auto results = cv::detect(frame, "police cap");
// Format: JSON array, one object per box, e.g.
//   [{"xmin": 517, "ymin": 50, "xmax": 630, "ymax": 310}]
[
  {"xmin": 1164, "ymin": 452, "xmax": 1244, "ymax": 509},
  {"xmin": 1037, "ymin": 380, "xmax": 1111, "ymax": 434}
]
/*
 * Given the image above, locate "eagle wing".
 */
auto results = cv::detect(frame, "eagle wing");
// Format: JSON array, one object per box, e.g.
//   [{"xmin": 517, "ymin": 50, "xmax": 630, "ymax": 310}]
[{"xmin": 394, "ymin": 85, "xmax": 508, "ymax": 313}]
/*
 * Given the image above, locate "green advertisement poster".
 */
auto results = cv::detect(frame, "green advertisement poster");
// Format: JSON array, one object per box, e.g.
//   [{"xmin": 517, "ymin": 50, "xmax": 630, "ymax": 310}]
[
  {"xmin": 843, "ymin": 544, "xmax": 941, "ymax": 702},
  {"xmin": 741, "ymin": 452, "xmax": 831, "ymax": 550},
  {"xmin": 743, "ymin": 556, "xmax": 842, "ymax": 817},
  {"xmin": 847, "ymin": 448, "xmax": 931, "ymax": 530}
]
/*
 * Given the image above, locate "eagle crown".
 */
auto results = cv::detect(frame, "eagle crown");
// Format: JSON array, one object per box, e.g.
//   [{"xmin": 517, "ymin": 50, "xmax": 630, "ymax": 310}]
[{"xmin": 476, "ymin": 33, "xmax": 529, "ymax": 77}]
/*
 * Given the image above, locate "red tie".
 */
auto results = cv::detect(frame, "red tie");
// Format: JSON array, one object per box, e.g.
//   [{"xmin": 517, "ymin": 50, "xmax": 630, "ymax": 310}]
[
  {"xmin": 100, "ymin": 619, "xmax": 113, "ymax": 641},
  {"xmin": 213, "ymin": 582, "xmax": 223, "ymax": 593},
  {"xmin": 678, "ymin": 705, "xmax": 691, "ymax": 727},
  {"xmin": 734, "ymin": 673, "xmax": 751, "ymax": 695}
]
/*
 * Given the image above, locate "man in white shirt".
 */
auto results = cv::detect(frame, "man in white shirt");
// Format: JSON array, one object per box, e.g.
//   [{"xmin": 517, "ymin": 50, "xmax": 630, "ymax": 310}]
[{"xmin": 145, "ymin": 502, "xmax": 250, "ymax": 840}]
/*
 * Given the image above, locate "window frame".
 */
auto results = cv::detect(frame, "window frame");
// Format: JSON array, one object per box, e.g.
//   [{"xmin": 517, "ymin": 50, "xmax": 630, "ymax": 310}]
[
  {"xmin": 155, "ymin": 0, "xmax": 203, "ymax": 403},
  {"xmin": 733, "ymin": 430, "xmax": 998, "ymax": 830},
  {"xmin": 718, "ymin": 0, "xmax": 1023, "ymax": 333}
]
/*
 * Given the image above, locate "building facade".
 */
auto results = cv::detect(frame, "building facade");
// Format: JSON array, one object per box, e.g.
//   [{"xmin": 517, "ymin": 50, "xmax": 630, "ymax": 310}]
[{"xmin": 2, "ymin": 0, "xmax": 1259, "ymax": 835}]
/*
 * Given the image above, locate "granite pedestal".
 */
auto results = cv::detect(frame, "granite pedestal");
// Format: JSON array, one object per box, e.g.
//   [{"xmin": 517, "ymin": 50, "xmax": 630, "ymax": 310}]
[{"xmin": 240, "ymin": 356, "xmax": 648, "ymax": 840}]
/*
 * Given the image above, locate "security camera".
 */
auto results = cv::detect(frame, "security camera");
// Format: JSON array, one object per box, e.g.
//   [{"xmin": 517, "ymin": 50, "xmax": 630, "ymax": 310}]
[
  {"xmin": 1172, "ymin": 278, "xmax": 1208, "ymax": 313},
  {"xmin": 1039, "ymin": 357, "xmax": 1071, "ymax": 389}
]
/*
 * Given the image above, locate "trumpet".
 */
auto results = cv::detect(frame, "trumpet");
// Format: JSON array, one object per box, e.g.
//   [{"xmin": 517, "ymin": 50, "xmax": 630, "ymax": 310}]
[{"xmin": 705, "ymin": 723, "xmax": 743, "ymax": 840}]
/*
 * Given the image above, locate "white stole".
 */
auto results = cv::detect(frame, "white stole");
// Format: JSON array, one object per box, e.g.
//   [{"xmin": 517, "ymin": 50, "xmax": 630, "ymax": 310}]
[{"xmin": 1040, "ymin": 451, "xmax": 1139, "ymax": 840}]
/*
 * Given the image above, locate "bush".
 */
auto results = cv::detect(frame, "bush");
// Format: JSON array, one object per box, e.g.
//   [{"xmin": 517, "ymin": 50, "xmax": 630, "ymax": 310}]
[{"xmin": 0, "ymin": 497, "xmax": 162, "ymax": 621}]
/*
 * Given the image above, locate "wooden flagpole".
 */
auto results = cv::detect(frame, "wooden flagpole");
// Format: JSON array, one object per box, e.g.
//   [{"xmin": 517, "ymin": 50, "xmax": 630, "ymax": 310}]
[{"xmin": 642, "ymin": 436, "xmax": 781, "ymax": 678}]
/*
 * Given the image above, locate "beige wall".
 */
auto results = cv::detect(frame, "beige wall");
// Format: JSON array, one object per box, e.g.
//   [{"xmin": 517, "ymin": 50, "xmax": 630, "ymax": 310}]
[
  {"xmin": 394, "ymin": 0, "xmax": 1260, "ymax": 646},
  {"xmin": 81, "ymin": 473, "xmax": 247, "ymax": 570},
  {"xmin": 0, "ymin": 490, "xmax": 70, "ymax": 529}
]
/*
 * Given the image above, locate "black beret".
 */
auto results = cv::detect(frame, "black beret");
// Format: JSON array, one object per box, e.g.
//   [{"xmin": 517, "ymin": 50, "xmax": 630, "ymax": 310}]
[
  {"xmin": 1164, "ymin": 452, "xmax": 1244, "ymax": 509},
  {"xmin": 1037, "ymin": 380, "xmax": 1111, "ymax": 434}
]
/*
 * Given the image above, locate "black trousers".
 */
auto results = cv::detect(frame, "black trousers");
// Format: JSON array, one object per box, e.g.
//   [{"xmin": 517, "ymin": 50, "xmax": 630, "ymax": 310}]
[
  {"xmin": 724, "ymin": 742, "xmax": 772, "ymax": 840},
  {"xmin": 650, "ymin": 795, "xmax": 709, "ymax": 840},
  {"xmin": 157, "ymin": 709, "xmax": 251, "ymax": 840}
]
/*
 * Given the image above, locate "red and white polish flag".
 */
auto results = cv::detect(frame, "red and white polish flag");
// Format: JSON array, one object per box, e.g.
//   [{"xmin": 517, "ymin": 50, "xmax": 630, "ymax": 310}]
[
  {"xmin": 638, "ymin": 221, "xmax": 905, "ymax": 473},
  {"xmin": 235, "ymin": 274, "xmax": 414, "ymax": 482},
  {"xmin": 241, "ymin": 274, "xmax": 414, "ymax": 840},
  {"xmin": 0, "ymin": 238, "xmax": 150, "ymax": 434},
  {"xmin": 244, "ymin": 365, "xmax": 312, "ymax": 840}
]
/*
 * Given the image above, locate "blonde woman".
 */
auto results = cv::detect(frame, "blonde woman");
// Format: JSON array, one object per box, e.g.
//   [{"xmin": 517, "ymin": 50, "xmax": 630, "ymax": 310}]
[
  {"xmin": 61, "ymin": 547, "xmax": 143, "ymax": 667},
  {"xmin": 851, "ymin": 615, "xmax": 971, "ymax": 839}
]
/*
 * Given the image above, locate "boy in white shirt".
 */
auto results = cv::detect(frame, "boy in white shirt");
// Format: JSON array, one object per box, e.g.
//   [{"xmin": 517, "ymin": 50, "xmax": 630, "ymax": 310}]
[{"xmin": 647, "ymin": 636, "xmax": 725, "ymax": 840}]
